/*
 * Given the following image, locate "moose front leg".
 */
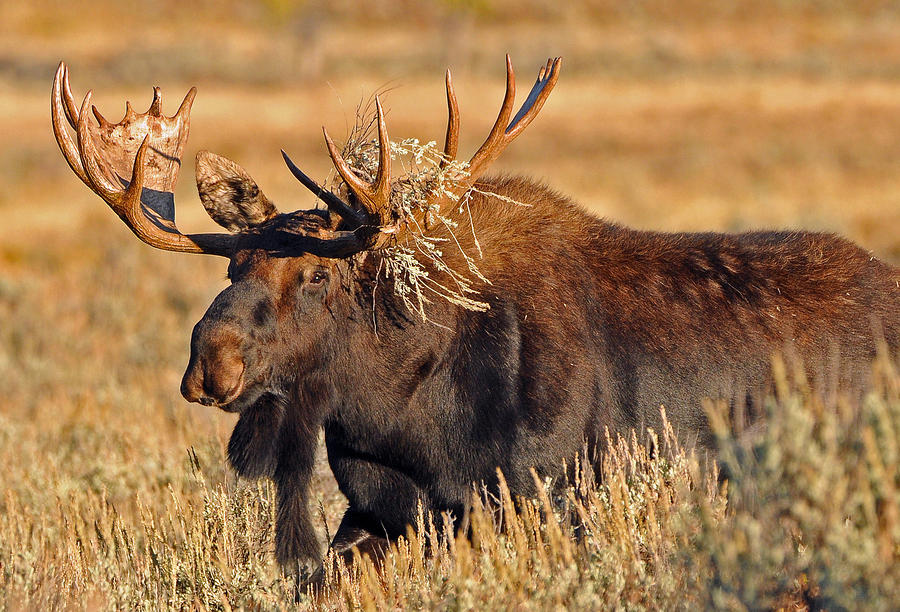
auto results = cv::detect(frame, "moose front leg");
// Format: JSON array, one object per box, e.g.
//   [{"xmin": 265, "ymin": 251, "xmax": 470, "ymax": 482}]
[
  {"xmin": 274, "ymin": 472, "xmax": 320, "ymax": 570},
  {"xmin": 273, "ymin": 409, "xmax": 324, "ymax": 572},
  {"xmin": 273, "ymin": 376, "xmax": 336, "ymax": 573}
]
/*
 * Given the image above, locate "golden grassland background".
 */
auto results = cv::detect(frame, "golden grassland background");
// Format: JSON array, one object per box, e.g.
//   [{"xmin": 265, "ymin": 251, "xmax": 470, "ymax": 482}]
[{"xmin": 1, "ymin": 1, "xmax": 899, "ymax": 609}]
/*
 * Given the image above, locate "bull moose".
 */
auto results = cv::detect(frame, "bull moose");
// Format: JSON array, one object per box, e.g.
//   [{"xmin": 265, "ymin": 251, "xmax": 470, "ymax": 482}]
[{"xmin": 51, "ymin": 57, "xmax": 899, "ymax": 578}]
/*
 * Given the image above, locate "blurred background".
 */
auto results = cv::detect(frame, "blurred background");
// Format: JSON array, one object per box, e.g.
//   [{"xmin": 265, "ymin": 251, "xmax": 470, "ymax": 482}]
[{"xmin": 1, "ymin": 0, "xmax": 899, "ymax": 571}]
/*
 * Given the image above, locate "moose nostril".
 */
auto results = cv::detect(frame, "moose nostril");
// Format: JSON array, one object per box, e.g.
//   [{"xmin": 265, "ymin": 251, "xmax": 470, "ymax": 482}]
[
  {"xmin": 182, "ymin": 324, "xmax": 247, "ymax": 406},
  {"xmin": 204, "ymin": 357, "xmax": 245, "ymax": 403}
]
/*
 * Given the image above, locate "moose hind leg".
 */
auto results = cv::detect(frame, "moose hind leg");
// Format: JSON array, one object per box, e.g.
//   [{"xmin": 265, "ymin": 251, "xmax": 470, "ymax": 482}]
[
  {"xmin": 304, "ymin": 509, "xmax": 390, "ymax": 590},
  {"xmin": 331, "ymin": 509, "xmax": 390, "ymax": 560}
]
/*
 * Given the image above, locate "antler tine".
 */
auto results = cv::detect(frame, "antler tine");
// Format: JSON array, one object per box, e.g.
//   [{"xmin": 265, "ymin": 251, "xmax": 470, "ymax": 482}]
[
  {"xmin": 60, "ymin": 63, "xmax": 79, "ymax": 127},
  {"xmin": 76, "ymin": 91, "xmax": 122, "ymax": 199},
  {"xmin": 464, "ymin": 54, "xmax": 517, "ymax": 181},
  {"xmin": 92, "ymin": 105, "xmax": 112, "ymax": 129},
  {"xmin": 323, "ymin": 95, "xmax": 393, "ymax": 224},
  {"xmin": 148, "ymin": 87, "xmax": 163, "ymax": 117},
  {"xmin": 120, "ymin": 135, "xmax": 152, "ymax": 232},
  {"xmin": 438, "ymin": 56, "xmax": 561, "ymax": 203},
  {"xmin": 51, "ymin": 62, "xmax": 90, "ymax": 187},
  {"xmin": 173, "ymin": 87, "xmax": 197, "ymax": 121},
  {"xmin": 372, "ymin": 96, "xmax": 392, "ymax": 212},
  {"xmin": 505, "ymin": 56, "xmax": 561, "ymax": 140},
  {"xmin": 281, "ymin": 149, "xmax": 367, "ymax": 227},
  {"xmin": 440, "ymin": 68, "xmax": 459, "ymax": 170},
  {"xmin": 76, "ymin": 96, "xmax": 170, "ymax": 245},
  {"xmin": 324, "ymin": 129, "xmax": 373, "ymax": 203}
]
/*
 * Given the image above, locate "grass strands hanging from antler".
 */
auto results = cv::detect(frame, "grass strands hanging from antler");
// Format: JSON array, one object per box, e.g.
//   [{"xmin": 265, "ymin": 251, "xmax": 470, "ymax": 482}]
[
  {"xmin": 316, "ymin": 58, "xmax": 562, "ymax": 322},
  {"xmin": 336, "ymin": 114, "xmax": 529, "ymax": 321}
]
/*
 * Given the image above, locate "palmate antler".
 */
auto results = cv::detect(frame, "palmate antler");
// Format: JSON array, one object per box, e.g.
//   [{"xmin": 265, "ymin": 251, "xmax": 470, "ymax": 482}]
[
  {"xmin": 53, "ymin": 57, "xmax": 561, "ymax": 261},
  {"xmin": 282, "ymin": 55, "xmax": 562, "ymax": 255},
  {"xmin": 51, "ymin": 62, "xmax": 234, "ymax": 255}
]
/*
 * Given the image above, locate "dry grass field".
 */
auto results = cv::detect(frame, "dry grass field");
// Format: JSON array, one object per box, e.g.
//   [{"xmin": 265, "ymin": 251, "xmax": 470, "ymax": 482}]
[{"xmin": 1, "ymin": 1, "xmax": 899, "ymax": 609}]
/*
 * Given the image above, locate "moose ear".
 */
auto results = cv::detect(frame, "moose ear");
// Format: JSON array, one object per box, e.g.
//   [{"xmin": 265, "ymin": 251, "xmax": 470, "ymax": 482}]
[{"xmin": 195, "ymin": 150, "xmax": 279, "ymax": 232}]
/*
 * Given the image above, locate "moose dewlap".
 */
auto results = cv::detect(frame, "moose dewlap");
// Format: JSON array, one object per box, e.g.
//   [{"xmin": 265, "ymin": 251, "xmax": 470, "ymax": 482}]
[{"xmin": 52, "ymin": 57, "xmax": 900, "ymax": 584}]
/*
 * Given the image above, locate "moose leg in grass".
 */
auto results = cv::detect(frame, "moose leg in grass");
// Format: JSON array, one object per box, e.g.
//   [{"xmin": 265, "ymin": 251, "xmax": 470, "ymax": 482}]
[
  {"xmin": 52, "ymin": 56, "xmax": 900, "ymax": 588},
  {"xmin": 52, "ymin": 62, "xmax": 322, "ymax": 572}
]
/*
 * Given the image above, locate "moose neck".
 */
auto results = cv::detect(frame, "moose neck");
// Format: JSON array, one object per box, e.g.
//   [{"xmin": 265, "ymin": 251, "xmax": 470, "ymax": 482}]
[{"xmin": 324, "ymin": 252, "xmax": 462, "ymax": 412}]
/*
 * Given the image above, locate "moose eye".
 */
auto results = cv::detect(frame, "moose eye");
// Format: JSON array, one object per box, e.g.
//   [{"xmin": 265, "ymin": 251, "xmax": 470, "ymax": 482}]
[{"xmin": 309, "ymin": 270, "xmax": 328, "ymax": 285}]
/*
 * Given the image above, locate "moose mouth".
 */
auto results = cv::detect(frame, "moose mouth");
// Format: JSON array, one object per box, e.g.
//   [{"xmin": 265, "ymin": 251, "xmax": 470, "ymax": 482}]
[{"xmin": 208, "ymin": 382, "xmax": 268, "ymax": 414}]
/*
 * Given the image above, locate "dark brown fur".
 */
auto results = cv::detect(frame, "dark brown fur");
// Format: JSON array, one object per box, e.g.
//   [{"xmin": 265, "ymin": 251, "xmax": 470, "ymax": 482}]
[{"xmin": 180, "ymin": 171, "xmax": 900, "ymax": 579}]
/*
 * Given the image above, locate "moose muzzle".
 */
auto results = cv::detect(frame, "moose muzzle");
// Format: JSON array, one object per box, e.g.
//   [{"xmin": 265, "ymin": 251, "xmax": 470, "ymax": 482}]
[{"xmin": 181, "ymin": 322, "xmax": 247, "ymax": 410}]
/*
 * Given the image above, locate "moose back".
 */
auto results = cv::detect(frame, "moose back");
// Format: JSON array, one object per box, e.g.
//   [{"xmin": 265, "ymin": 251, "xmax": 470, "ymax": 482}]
[{"xmin": 51, "ymin": 57, "xmax": 900, "ymax": 574}]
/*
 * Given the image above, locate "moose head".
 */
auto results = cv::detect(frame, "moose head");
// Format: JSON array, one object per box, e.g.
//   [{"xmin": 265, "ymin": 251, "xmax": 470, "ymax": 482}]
[{"xmin": 51, "ymin": 57, "xmax": 561, "ymax": 415}]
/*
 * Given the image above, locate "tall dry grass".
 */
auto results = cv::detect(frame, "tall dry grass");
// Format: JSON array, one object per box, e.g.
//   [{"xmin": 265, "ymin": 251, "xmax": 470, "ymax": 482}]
[
  {"xmin": 2, "ymin": 347, "xmax": 897, "ymax": 609},
  {"xmin": 2, "ymin": 1, "xmax": 900, "ymax": 610}
]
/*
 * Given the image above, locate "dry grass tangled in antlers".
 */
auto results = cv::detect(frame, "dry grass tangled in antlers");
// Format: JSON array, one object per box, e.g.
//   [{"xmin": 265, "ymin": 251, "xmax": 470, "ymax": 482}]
[{"xmin": 334, "ymin": 106, "xmax": 530, "ymax": 320}]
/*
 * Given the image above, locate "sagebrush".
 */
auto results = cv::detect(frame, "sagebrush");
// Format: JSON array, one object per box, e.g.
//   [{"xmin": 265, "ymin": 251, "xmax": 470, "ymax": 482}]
[{"xmin": 2, "ymin": 347, "xmax": 897, "ymax": 610}]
